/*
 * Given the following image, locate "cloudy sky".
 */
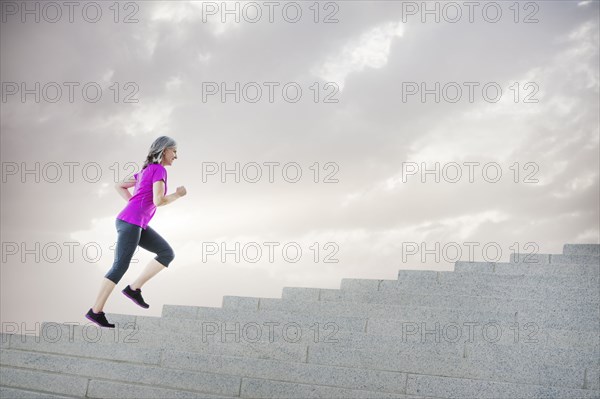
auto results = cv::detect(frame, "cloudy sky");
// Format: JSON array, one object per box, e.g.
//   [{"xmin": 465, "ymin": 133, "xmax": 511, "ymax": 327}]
[{"xmin": 1, "ymin": 1, "xmax": 598, "ymax": 329}]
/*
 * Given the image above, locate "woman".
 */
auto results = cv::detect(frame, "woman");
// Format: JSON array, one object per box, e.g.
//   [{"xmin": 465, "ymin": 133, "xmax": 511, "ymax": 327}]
[{"xmin": 86, "ymin": 136, "xmax": 187, "ymax": 328}]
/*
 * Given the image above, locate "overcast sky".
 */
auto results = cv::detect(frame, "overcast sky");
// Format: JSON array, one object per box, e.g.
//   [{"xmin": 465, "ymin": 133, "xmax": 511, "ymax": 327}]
[{"xmin": 1, "ymin": 1, "xmax": 598, "ymax": 329}]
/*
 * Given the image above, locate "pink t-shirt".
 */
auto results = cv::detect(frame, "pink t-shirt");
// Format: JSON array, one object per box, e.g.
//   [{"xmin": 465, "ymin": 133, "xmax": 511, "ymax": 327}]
[{"xmin": 116, "ymin": 163, "xmax": 167, "ymax": 230}]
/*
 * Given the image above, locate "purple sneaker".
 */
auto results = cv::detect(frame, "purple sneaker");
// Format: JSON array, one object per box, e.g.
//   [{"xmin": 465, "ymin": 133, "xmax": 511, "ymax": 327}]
[
  {"xmin": 85, "ymin": 308, "xmax": 115, "ymax": 328},
  {"xmin": 122, "ymin": 285, "xmax": 150, "ymax": 309}
]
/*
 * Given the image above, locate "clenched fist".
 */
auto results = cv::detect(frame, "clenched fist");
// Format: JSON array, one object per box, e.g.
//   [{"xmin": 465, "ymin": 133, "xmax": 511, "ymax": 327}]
[{"xmin": 176, "ymin": 186, "xmax": 187, "ymax": 197}]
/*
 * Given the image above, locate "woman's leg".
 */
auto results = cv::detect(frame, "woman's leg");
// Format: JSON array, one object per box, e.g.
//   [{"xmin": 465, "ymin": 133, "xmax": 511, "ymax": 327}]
[
  {"xmin": 129, "ymin": 258, "xmax": 167, "ymax": 291},
  {"xmin": 92, "ymin": 278, "xmax": 116, "ymax": 314},
  {"xmin": 93, "ymin": 219, "xmax": 142, "ymax": 312},
  {"xmin": 129, "ymin": 225, "xmax": 175, "ymax": 290}
]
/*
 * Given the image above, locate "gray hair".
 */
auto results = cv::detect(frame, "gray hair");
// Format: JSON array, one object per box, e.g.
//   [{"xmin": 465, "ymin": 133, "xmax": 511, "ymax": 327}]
[{"xmin": 142, "ymin": 136, "xmax": 177, "ymax": 170}]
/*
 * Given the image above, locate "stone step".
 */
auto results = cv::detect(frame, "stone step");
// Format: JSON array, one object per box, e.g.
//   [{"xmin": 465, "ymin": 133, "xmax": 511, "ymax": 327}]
[
  {"xmin": 275, "ymin": 287, "xmax": 599, "ymax": 314},
  {"xmin": 405, "ymin": 373, "xmax": 599, "ymax": 399},
  {"xmin": 276, "ymin": 274, "xmax": 599, "ymax": 302},
  {"xmin": 344, "ymin": 277, "xmax": 598, "ymax": 294},
  {"xmin": 394, "ymin": 270, "xmax": 599, "ymax": 288},
  {"xmin": 0, "ymin": 366, "xmax": 90, "ymax": 398},
  {"xmin": 319, "ymin": 291, "xmax": 598, "ymax": 311},
  {"xmin": 274, "ymin": 289, "xmax": 599, "ymax": 328},
  {"xmin": 284, "ymin": 284, "xmax": 600, "ymax": 306},
  {"xmin": 396, "ymin": 269, "xmax": 595, "ymax": 287},
  {"xmin": 334, "ymin": 280, "xmax": 598, "ymax": 302},
  {"xmin": 372, "ymin": 313, "xmax": 598, "ymax": 344},
  {"xmin": 365, "ymin": 317, "xmax": 599, "ymax": 351},
  {"xmin": 86, "ymin": 379, "xmax": 238, "ymax": 399},
  {"xmin": 238, "ymin": 378, "xmax": 424, "ymax": 398},
  {"xmin": 0, "ymin": 386, "xmax": 79, "ymax": 399},
  {"xmin": 563, "ymin": 244, "xmax": 600, "ymax": 256},
  {"xmin": 454, "ymin": 261, "xmax": 599, "ymax": 275},
  {"xmin": 257, "ymin": 384, "xmax": 419, "ymax": 399},
  {"xmin": 508, "ymin": 253, "xmax": 600, "ymax": 264},
  {"xmin": 0, "ymin": 382, "xmax": 236, "ymax": 399}
]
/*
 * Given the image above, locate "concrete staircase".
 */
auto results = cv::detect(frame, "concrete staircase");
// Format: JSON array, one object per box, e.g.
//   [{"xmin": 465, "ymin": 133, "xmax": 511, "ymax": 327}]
[{"xmin": 1, "ymin": 243, "xmax": 599, "ymax": 398}]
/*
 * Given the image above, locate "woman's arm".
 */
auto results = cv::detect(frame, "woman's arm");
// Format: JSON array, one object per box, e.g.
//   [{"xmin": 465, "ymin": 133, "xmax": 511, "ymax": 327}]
[
  {"xmin": 115, "ymin": 177, "xmax": 136, "ymax": 201},
  {"xmin": 153, "ymin": 180, "xmax": 182, "ymax": 207}
]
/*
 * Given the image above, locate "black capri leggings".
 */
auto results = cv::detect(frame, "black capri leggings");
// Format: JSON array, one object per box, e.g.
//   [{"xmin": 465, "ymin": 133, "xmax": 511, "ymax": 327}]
[{"xmin": 105, "ymin": 218, "xmax": 175, "ymax": 284}]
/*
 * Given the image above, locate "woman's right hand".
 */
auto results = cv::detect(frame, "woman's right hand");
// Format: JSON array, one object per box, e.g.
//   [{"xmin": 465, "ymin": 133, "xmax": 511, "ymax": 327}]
[{"xmin": 176, "ymin": 186, "xmax": 187, "ymax": 198}]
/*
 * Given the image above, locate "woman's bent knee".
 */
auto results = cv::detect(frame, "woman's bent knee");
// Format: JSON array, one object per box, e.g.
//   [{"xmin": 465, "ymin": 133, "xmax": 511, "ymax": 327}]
[{"xmin": 156, "ymin": 247, "xmax": 175, "ymax": 267}]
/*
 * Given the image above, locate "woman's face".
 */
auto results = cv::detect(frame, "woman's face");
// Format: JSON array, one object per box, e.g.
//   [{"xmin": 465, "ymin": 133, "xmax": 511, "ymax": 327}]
[{"xmin": 161, "ymin": 147, "xmax": 177, "ymax": 166}]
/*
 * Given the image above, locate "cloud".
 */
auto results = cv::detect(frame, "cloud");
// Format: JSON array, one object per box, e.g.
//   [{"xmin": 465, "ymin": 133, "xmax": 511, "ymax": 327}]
[
  {"xmin": 311, "ymin": 20, "xmax": 405, "ymax": 91},
  {"xmin": 150, "ymin": 1, "xmax": 241, "ymax": 37},
  {"xmin": 100, "ymin": 99, "xmax": 176, "ymax": 137},
  {"xmin": 368, "ymin": 20, "xmax": 599, "ymax": 193},
  {"xmin": 165, "ymin": 76, "xmax": 183, "ymax": 91}
]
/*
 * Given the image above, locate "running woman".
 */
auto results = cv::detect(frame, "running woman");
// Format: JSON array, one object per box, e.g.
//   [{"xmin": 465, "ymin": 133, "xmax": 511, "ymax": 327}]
[{"xmin": 86, "ymin": 136, "xmax": 187, "ymax": 328}]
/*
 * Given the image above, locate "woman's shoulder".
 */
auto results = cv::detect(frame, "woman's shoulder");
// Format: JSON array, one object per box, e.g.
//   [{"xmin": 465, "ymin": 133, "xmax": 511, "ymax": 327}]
[
  {"xmin": 138, "ymin": 163, "xmax": 163, "ymax": 177},
  {"xmin": 148, "ymin": 163, "xmax": 167, "ymax": 176}
]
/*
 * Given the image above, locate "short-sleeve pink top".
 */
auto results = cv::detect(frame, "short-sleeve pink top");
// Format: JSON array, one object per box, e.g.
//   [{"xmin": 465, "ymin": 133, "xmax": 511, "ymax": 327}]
[{"xmin": 116, "ymin": 163, "xmax": 167, "ymax": 230}]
